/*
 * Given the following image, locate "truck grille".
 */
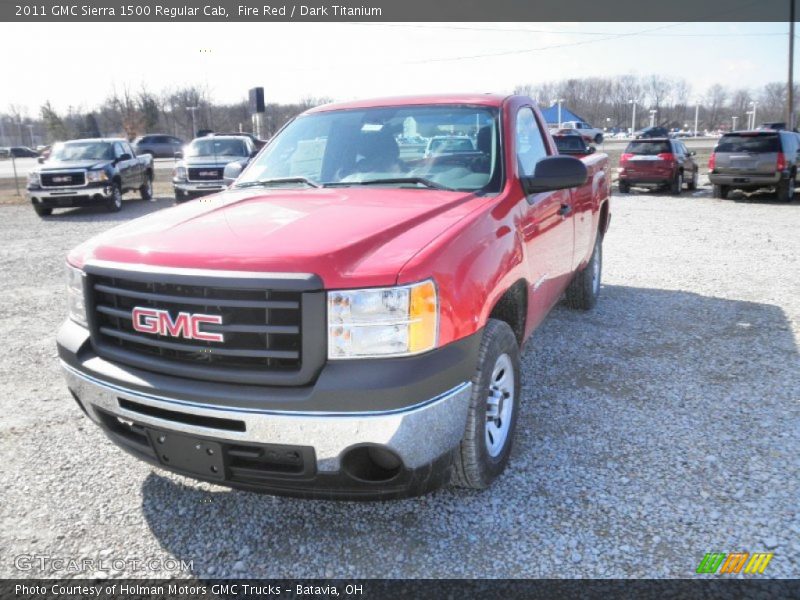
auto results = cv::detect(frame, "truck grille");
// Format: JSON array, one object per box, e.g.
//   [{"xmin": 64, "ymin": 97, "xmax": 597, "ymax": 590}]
[
  {"xmin": 40, "ymin": 171, "xmax": 86, "ymax": 187},
  {"xmin": 187, "ymin": 167, "xmax": 223, "ymax": 181},
  {"xmin": 84, "ymin": 266, "xmax": 325, "ymax": 386}
]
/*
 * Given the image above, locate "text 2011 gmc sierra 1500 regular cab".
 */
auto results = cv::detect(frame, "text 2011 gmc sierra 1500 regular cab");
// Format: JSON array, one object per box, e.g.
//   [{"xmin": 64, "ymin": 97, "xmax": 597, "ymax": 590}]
[{"xmin": 58, "ymin": 95, "xmax": 611, "ymax": 499}]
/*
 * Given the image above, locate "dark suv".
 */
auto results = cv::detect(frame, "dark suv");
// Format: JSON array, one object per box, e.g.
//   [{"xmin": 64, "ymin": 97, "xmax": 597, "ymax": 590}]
[
  {"xmin": 708, "ymin": 130, "xmax": 799, "ymax": 202},
  {"xmin": 634, "ymin": 126, "xmax": 670, "ymax": 139},
  {"xmin": 618, "ymin": 138, "xmax": 699, "ymax": 194},
  {"xmin": 132, "ymin": 134, "xmax": 185, "ymax": 158}
]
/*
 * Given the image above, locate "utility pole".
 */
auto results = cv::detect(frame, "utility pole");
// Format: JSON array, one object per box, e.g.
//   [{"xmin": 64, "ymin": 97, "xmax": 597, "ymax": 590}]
[
  {"xmin": 630, "ymin": 100, "xmax": 637, "ymax": 134},
  {"xmin": 694, "ymin": 103, "xmax": 700, "ymax": 137},
  {"xmin": 749, "ymin": 101, "xmax": 758, "ymax": 129},
  {"xmin": 185, "ymin": 106, "xmax": 198, "ymax": 138},
  {"xmin": 789, "ymin": 0, "xmax": 796, "ymax": 129},
  {"xmin": 649, "ymin": 109, "xmax": 657, "ymax": 127},
  {"xmin": 732, "ymin": 116, "xmax": 739, "ymax": 131}
]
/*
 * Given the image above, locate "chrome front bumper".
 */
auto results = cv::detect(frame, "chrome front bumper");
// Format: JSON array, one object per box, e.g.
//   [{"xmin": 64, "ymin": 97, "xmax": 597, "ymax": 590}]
[
  {"xmin": 62, "ymin": 361, "xmax": 472, "ymax": 473},
  {"xmin": 28, "ymin": 185, "xmax": 112, "ymax": 200}
]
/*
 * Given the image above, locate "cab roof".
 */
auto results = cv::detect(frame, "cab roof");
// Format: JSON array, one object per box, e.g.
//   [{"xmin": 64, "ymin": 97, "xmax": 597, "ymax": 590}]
[{"xmin": 305, "ymin": 93, "xmax": 511, "ymax": 114}]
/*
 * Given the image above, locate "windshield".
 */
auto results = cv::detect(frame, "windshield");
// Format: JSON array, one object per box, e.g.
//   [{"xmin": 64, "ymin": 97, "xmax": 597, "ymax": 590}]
[
  {"xmin": 715, "ymin": 134, "xmax": 780, "ymax": 153},
  {"xmin": 186, "ymin": 138, "xmax": 248, "ymax": 157},
  {"xmin": 236, "ymin": 105, "xmax": 501, "ymax": 192},
  {"xmin": 50, "ymin": 141, "xmax": 114, "ymax": 161},
  {"xmin": 625, "ymin": 141, "xmax": 671, "ymax": 155}
]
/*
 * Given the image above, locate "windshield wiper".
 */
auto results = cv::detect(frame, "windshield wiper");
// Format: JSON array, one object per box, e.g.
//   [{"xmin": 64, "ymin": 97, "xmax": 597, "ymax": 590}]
[
  {"xmin": 326, "ymin": 177, "xmax": 454, "ymax": 191},
  {"xmin": 236, "ymin": 177, "xmax": 320, "ymax": 189}
]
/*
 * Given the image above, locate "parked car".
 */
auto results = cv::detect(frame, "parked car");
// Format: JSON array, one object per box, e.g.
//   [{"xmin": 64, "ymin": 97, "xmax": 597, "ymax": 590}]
[
  {"xmin": 10, "ymin": 146, "xmax": 39, "ymax": 158},
  {"xmin": 618, "ymin": 138, "xmax": 699, "ymax": 194},
  {"xmin": 634, "ymin": 126, "xmax": 671, "ymax": 139},
  {"xmin": 58, "ymin": 93, "xmax": 611, "ymax": 499},
  {"xmin": 560, "ymin": 120, "xmax": 604, "ymax": 144},
  {"xmin": 552, "ymin": 131, "xmax": 596, "ymax": 157},
  {"xmin": 172, "ymin": 135, "xmax": 256, "ymax": 202},
  {"xmin": 0, "ymin": 147, "xmax": 9, "ymax": 159},
  {"xmin": 708, "ymin": 130, "xmax": 799, "ymax": 202},
  {"xmin": 132, "ymin": 134, "xmax": 185, "ymax": 158},
  {"xmin": 26, "ymin": 138, "xmax": 153, "ymax": 217},
  {"xmin": 758, "ymin": 122, "xmax": 788, "ymax": 131}
]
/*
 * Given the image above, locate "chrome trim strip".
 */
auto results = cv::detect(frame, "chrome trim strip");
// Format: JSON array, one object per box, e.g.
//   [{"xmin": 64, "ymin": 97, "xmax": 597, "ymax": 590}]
[
  {"xmin": 83, "ymin": 259, "xmax": 317, "ymax": 282},
  {"xmin": 62, "ymin": 360, "xmax": 470, "ymax": 418}
]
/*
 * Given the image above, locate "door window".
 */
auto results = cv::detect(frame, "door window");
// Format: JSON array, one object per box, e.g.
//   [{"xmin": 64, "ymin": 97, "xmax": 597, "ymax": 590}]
[{"xmin": 516, "ymin": 107, "xmax": 548, "ymax": 176}]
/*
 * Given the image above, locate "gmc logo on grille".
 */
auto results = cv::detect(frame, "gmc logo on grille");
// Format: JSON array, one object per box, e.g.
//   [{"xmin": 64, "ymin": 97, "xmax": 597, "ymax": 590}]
[
  {"xmin": 52, "ymin": 176, "xmax": 71, "ymax": 183},
  {"xmin": 131, "ymin": 307, "xmax": 224, "ymax": 343},
  {"xmin": 198, "ymin": 170, "xmax": 218, "ymax": 177}
]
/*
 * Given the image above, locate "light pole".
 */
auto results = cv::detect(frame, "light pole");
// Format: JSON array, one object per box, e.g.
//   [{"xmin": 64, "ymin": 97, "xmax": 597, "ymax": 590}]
[
  {"xmin": 746, "ymin": 110, "xmax": 754, "ymax": 129},
  {"xmin": 553, "ymin": 98, "xmax": 565, "ymax": 128},
  {"xmin": 649, "ymin": 109, "xmax": 657, "ymax": 128},
  {"xmin": 26, "ymin": 124, "xmax": 35, "ymax": 147},
  {"xmin": 629, "ymin": 100, "xmax": 637, "ymax": 134},
  {"xmin": 694, "ymin": 102, "xmax": 700, "ymax": 137},
  {"xmin": 185, "ymin": 106, "xmax": 199, "ymax": 138},
  {"xmin": 749, "ymin": 101, "xmax": 758, "ymax": 129},
  {"xmin": 732, "ymin": 116, "xmax": 739, "ymax": 131}
]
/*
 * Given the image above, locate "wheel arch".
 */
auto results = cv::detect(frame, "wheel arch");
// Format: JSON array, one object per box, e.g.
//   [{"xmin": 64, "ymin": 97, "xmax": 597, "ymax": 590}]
[{"xmin": 487, "ymin": 278, "xmax": 528, "ymax": 347}]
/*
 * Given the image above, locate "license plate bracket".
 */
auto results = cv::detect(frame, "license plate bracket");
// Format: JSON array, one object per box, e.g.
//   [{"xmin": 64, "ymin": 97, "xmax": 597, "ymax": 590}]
[{"xmin": 147, "ymin": 428, "xmax": 225, "ymax": 479}]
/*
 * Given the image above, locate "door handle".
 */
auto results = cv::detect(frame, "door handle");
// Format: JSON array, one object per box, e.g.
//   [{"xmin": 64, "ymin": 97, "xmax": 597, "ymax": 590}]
[{"xmin": 558, "ymin": 204, "xmax": 572, "ymax": 217}]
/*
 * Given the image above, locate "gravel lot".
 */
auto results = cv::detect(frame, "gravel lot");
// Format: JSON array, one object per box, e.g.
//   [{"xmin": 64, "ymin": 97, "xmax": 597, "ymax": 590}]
[{"xmin": 1, "ymin": 185, "xmax": 798, "ymax": 579}]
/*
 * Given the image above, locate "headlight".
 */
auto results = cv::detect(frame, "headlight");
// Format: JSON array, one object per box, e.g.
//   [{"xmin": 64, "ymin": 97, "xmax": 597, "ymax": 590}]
[
  {"xmin": 66, "ymin": 264, "xmax": 87, "ymax": 327},
  {"xmin": 27, "ymin": 171, "xmax": 39, "ymax": 185},
  {"xmin": 173, "ymin": 166, "xmax": 187, "ymax": 181},
  {"xmin": 328, "ymin": 280, "xmax": 438, "ymax": 359},
  {"xmin": 86, "ymin": 169, "xmax": 108, "ymax": 183}
]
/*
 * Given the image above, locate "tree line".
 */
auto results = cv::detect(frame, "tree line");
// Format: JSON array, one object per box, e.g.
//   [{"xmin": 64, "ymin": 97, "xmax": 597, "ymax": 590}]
[
  {"xmin": 0, "ymin": 76, "xmax": 795, "ymax": 147},
  {"xmin": 0, "ymin": 84, "xmax": 331, "ymax": 147},
  {"xmin": 514, "ymin": 75, "xmax": 794, "ymax": 131}
]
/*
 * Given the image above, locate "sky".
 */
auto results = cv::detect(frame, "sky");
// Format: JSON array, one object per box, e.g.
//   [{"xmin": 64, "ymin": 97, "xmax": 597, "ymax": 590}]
[{"xmin": 0, "ymin": 21, "xmax": 793, "ymax": 114}]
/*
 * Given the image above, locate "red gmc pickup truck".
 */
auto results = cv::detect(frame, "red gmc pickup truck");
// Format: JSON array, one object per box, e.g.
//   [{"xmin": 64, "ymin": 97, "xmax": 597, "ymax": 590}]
[{"xmin": 58, "ymin": 94, "xmax": 611, "ymax": 499}]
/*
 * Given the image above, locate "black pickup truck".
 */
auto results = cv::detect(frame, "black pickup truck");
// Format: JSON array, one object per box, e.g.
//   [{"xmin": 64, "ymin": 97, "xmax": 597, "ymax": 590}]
[{"xmin": 27, "ymin": 138, "xmax": 153, "ymax": 217}]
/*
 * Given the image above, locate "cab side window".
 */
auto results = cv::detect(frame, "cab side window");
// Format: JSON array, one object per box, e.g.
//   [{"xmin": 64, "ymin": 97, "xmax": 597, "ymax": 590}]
[
  {"xmin": 515, "ymin": 107, "xmax": 548, "ymax": 176},
  {"xmin": 113, "ymin": 142, "xmax": 125, "ymax": 158}
]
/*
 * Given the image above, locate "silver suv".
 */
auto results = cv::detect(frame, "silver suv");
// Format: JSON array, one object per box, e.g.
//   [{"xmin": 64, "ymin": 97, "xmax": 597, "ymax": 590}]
[{"xmin": 709, "ymin": 130, "xmax": 799, "ymax": 202}]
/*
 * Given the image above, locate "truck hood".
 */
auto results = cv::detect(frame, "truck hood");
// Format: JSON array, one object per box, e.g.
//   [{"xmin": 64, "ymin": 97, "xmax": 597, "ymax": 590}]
[
  {"xmin": 70, "ymin": 186, "xmax": 485, "ymax": 288},
  {"xmin": 40, "ymin": 159, "xmax": 111, "ymax": 171}
]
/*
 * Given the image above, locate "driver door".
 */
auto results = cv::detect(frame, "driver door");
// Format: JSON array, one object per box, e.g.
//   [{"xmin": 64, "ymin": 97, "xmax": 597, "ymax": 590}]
[{"xmin": 515, "ymin": 107, "xmax": 576, "ymax": 317}]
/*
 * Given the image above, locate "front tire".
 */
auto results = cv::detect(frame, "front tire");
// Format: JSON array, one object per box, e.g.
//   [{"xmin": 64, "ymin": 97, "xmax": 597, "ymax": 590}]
[
  {"xmin": 33, "ymin": 204, "xmax": 52, "ymax": 217},
  {"xmin": 106, "ymin": 182, "xmax": 122, "ymax": 212},
  {"xmin": 451, "ymin": 319, "xmax": 521, "ymax": 490},
  {"xmin": 776, "ymin": 177, "xmax": 795, "ymax": 202},
  {"xmin": 618, "ymin": 180, "xmax": 631, "ymax": 194},
  {"xmin": 594, "ymin": 133, "xmax": 603, "ymax": 144},
  {"xmin": 565, "ymin": 232, "xmax": 602, "ymax": 310},
  {"xmin": 688, "ymin": 169, "xmax": 698, "ymax": 190}
]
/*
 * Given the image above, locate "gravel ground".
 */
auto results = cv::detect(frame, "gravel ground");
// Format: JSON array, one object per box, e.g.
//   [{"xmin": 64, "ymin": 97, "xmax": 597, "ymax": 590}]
[{"xmin": 0, "ymin": 185, "xmax": 798, "ymax": 579}]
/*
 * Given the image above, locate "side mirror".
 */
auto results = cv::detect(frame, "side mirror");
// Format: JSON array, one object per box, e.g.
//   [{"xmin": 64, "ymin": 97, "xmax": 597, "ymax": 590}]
[
  {"xmin": 37, "ymin": 156, "xmax": 45, "ymax": 164},
  {"xmin": 520, "ymin": 156, "xmax": 588, "ymax": 194},
  {"xmin": 174, "ymin": 150, "xmax": 183, "ymax": 160},
  {"xmin": 118, "ymin": 153, "xmax": 132, "ymax": 162},
  {"xmin": 587, "ymin": 146, "xmax": 596, "ymax": 154},
  {"xmin": 690, "ymin": 151, "xmax": 696, "ymax": 156},
  {"xmin": 223, "ymin": 161, "xmax": 244, "ymax": 185}
]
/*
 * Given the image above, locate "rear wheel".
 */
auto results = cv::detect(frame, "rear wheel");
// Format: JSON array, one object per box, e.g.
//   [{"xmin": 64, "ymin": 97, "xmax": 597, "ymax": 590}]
[
  {"xmin": 106, "ymin": 182, "xmax": 122, "ymax": 212},
  {"xmin": 451, "ymin": 319, "xmax": 521, "ymax": 490},
  {"xmin": 618, "ymin": 180, "xmax": 630, "ymax": 194},
  {"xmin": 565, "ymin": 232, "xmax": 603, "ymax": 310},
  {"xmin": 670, "ymin": 171, "xmax": 683, "ymax": 195},
  {"xmin": 712, "ymin": 184, "xmax": 729, "ymax": 199},
  {"xmin": 688, "ymin": 169, "xmax": 698, "ymax": 190},
  {"xmin": 33, "ymin": 204, "xmax": 52, "ymax": 217},
  {"xmin": 776, "ymin": 177, "xmax": 795, "ymax": 202},
  {"xmin": 594, "ymin": 133, "xmax": 603, "ymax": 144},
  {"xmin": 140, "ymin": 174, "xmax": 153, "ymax": 201}
]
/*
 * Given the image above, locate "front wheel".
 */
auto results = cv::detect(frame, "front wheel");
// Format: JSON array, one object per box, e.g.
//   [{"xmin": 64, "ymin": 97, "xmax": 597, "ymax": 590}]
[
  {"xmin": 33, "ymin": 204, "xmax": 52, "ymax": 217},
  {"xmin": 594, "ymin": 133, "xmax": 603, "ymax": 144},
  {"xmin": 618, "ymin": 180, "xmax": 631, "ymax": 194},
  {"xmin": 565, "ymin": 232, "xmax": 602, "ymax": 310},
  {"xmin": 688, "ymin": 170, "xmax": 698, "ymax": 190},
  {"xmin": 776, "ymin": 177, "xmax": 795, "ymax": 202},
  {"xmin": 105, "ymin": 182, "xmax": 122, "ymax": 212},
  {"xmin": 451, "ymin": 319, "xmax": 521, "ymax": 490}
]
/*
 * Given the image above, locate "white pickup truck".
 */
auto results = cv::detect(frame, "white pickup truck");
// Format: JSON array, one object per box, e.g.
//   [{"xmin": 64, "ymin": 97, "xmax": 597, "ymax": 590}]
[{"xmin": 560, "ymin": 121, "xmax": 604, "ymax": 144}]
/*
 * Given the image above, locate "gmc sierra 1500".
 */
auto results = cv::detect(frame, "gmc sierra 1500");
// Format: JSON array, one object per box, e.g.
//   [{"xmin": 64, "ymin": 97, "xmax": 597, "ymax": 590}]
[{"xmin": 58, "ymin": 94, "xmax": 611, "ymax": 499}]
